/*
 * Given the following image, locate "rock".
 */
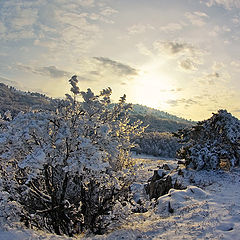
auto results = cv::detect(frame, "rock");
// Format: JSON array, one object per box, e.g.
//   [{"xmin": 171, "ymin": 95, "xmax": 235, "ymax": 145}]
[
  {"xmin": 145, "ymin": 170, "xmax": 173, "ymax": 199},
  {"xmin": 219, "ymin": 158, "xmax": 231, "ymax": 171},
  {"xmin": 168, "ymin": 201, "xmax": 174, "ymax": 213},
  {"xmin": 177, "ymin": 160, "xmax": 185, "ymax": 165},
  {"xmin": 163, "ymin": 164, "xmax": 171, "ymax": 170},
  {"xmin": 178, "ymin": 169, "xmax": 184, "ymax": 176}
]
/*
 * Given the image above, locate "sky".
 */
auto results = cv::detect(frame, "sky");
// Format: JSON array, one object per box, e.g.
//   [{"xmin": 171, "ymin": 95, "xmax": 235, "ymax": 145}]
[{"xmin": 0, "ymin": 0, "xmax": 240, "ymax": 121}]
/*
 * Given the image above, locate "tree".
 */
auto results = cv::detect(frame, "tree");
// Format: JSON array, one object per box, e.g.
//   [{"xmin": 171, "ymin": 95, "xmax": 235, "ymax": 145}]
[
  {"xmin": 133, "ymin": 132, "xmax": 181, "ymax": 158},
  {"xmin": 0, "ymin": 76, "xmax": 145, "ymax": 236},
  {"xmin": 175, "ymin": 110, "xmax": 240, "ymax": 170}
]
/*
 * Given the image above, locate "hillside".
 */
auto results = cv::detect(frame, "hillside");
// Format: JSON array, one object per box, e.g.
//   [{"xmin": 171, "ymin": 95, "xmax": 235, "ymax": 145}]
[
  {"xmin": 0, "ymin": 83, "xmax": 57, "ymax": 116},
  {"xmin": 0, "ymin": 82, "xmax": 192, "ymax": 132},
  {"xmin": 131, "ymin": 104, "xmax": 191, "ymax": 123},
  {"xmin": 130, "ymin": 104, "xmax": 193, "ymax": 133}
]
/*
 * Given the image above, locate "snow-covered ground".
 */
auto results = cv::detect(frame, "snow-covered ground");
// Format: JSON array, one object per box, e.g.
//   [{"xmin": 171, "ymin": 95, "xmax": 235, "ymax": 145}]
[{"xmin": 1, "ymin": 155, "xmax": 240, "ymax": 240}]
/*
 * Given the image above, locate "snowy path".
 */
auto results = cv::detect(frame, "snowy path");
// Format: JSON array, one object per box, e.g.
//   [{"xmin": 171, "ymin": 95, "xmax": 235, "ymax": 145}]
[{"xmin": 96, "ymin": 158, "xmax": 240, "ymax": 240}]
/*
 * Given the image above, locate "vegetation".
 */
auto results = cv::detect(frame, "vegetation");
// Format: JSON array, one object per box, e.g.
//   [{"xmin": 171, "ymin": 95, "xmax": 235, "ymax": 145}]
[
  {"xmin": 0, "ymin": 82, "xmax": 193, "ymax": 133},
  {"xmin": 175, "ymin": 110, "xmax": 240, "ymax": 170},
  {"xmin": 0, "ymin": 76, "xmax": 145, "ymax": 236},
  {"xmin": 133, "ymin": 132, "xmax": 181, "ymax": 158}
]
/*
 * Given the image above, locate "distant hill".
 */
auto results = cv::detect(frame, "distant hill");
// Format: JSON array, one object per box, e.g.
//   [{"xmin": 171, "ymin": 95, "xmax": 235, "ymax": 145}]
[
  {"xmin": 131, "ymin": 104, "xmax": 191, "ymax": 124},
  {"xmin": 0, "ymin": 83, "xmax": 57, "ymax": 116},
  {"xmin": 0, "ymin": 82, "xmax": 193, "ymax": 132},
  {"xmin": 130, "ymin": 104, "xmax": 193, "ymax": 132},
  {"xmin": 130, "ymin": 113, "xmax": 192, "ymax": 133}
]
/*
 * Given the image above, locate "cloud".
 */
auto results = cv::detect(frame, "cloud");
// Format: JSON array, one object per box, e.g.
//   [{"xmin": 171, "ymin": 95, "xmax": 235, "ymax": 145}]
[
  {"xmin": 212, "ymin": 62, "xmax": 225, "ymax": 71},
  {"xmin": 0, "ymin": 22, "xmax": 6, "ymax": 34},
  {"xmin": 75, "ymin": 75, "xmax": 95, "ymax": 82},
  {"xmin": 10, "ymin": 8, "xmax": 38, "ymax": 30},
  {"xmin": 100, "ymin": 7, "xmax": 118, "ymax": 16},
  {"xmin": 0, "ymin": 2, "xmax": 38, "ymax": 41},
  {"xmin": 166, "ymin": 98, "xmax": 199, "ymax": 108},
  {"xmin": 185, "ymin": 11, "xmax": 209, "ymax": 26},
  {"xmin": 209, "ymin": 25, "xmax": 232, "ymax": 37},
  {"xmin": 153, "ymin": 40, "xmax": 205, "ymax": 73},
  {"xmin": 77, "ymin": 0, "xmax": 95, "ymax": 7},
  {"xmin": 127, "ymin": 24, "xmax": 154, "ymax": 35},
  {"xmin": 0, "ymin": 0, "xmax": 115, "ymax": 59},
  {"xmin": 160, "ymin": 88, "xmax": 183, "ymax": 93},
  {"xmin": 17, "ymin": 64, "xmax": 71, "ymax": 78},
  {"xmin": 36, "ymin": 66, "xmax": 71, "ymax": 78},
  {"xmin": 154, "ymin": 40, "xmax": 205, "ymax": 59},
  {"xmin": 178, "ymin": 58, "xmax": 198, "ymax": 72},
  {"xmin": 231, "ymin": 60, "xmax": 240, "ymax": 70},
  {"xmin": 154, "ymin": 41, "xmax": 195, "ymax": 55},
  {"xmin": 197, "ymin": 72, "xmax": 221, "ymax": 85},
  {"xmin": 232, "ymin": 16, "xmax": 240, "ymax": 24},
  {"xmin": 159, "ymin": 23, "xmax": 183, "ymax": 32},
  {"xmin": 93, "ymin": 57, "xmax": 138, "ymax": 76},
  {"xmin": 0, "ymin": 76, "xmax": 19, "ymax": 87},
  {"xmin": 170, "ymin": 88, "xmax": 183, "ymax": 92},
  {"xmin": 136, "ymin": 43, "xmax": 153, "ymax": 57},
  {"xmin": 204, "ymin": 0, "xmax": 240, "ymax": 9}
]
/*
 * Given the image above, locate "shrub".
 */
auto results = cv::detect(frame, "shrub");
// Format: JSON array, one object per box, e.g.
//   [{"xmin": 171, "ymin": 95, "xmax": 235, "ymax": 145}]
[
  {"xmin": 175, "ymin": 110, "xmax": 240, "ymax": 170},
  {"xmin": 0, "ymin": 76, "xmax": 145, "ymax": 236}
]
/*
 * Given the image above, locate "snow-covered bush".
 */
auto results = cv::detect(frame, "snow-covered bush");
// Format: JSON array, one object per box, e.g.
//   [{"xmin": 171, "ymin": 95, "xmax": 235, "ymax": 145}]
[
  {"xmin": 0, "ymin": 76, "xmax": 145, "ymax": 236},
  {"xmin": 176, "ymin": 110, "xmax": 240, "ymax": 170},
  {"xmin": 133, "ymin": 132, "xmax": 181, "ymax": 158}
]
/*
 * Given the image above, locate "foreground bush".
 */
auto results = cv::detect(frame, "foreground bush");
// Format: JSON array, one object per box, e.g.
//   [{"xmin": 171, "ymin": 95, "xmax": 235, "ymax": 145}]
[
  {"xmin": 175, "ymin": 110, "xmax": 240, "ymax": 170},
  {"xmin": 0, "ymin": 76, "xmax": 145, "ymax": 236}
]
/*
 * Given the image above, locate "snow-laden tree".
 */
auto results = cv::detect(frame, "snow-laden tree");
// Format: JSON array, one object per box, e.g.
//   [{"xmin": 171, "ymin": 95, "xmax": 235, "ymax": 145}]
[
  {"xmin": 133, "ymin": 132, "xmax": 181, "ymax": 158},
  {"xmin": 0, "ymin": 76, "xmax": 145, "ymax": 236},
  {"xmin": 175, "ymin": 110, "xmax": 240, "ymax": 170}
]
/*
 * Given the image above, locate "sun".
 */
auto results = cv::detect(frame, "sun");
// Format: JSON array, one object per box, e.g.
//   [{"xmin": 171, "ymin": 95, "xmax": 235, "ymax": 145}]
[{"xmin": 130, "ymin": 62, "xmax": 175, "ymax": 110}]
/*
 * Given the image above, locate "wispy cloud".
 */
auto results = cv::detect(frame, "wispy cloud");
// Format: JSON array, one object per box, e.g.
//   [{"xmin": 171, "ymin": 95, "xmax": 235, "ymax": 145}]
[
  {"xmin": 166, "ymin": 98, "xmax": 199, "ymax": 108},
  {"xmin": 153, "ymin": 40, "xmax": 205, "ymax": 72},
  {"xmin": 197, "ymin": 72, "xmax": 221, "ymax": 85},
  {"xmin": 208, "ymin": 25, "xmax": 232, "ymax": 37},
  {"xmin": 127, "ymin": 24, "xmax": 154, "ymax": 35},
  {"xmin": 0, "ymin": 76, "xmax": 20, "ymax": 87},
  {"xmin": 136, "ymin": 43, "xmax": 154, "ymax": 57},
  {"xmin": 0, "ymin": 22, "xmax": 6, "ymax": 34},
  {"xmin": 204, "ymin": 0, "xmax": 240, "ymax": 10},
  {"xmin": 93, "ymin": 57, "xmax": 138, "ymax": 76},
  {"xmin": 212, "ymin": 62, "xmax": 225, "ymax": 71},
  {"xmin": 231, "ymin": 60, "xmax": 240, "ymax": 70},
  {"xmin": 154, "ymin": 41, "xmax": 195, "ymax": 56},
  {"xmin": 232, "ymin": 16, "xmax": 240, "ymax": 24},
  {"xmin": 178, "ymin": 58, "xmax": 198, "ymax": 72},
  {"xmin": 185, "ymin": 11, "xmax": 209, "ymax": 26},
  {"xmin": 100, "ymin": 7, "xmax": 118, "ymax": 16},
  {"xmin": 160, "ymin": 88, "xmax": 183, "ymax": 92},
  {"xmin": 159, "ymin": 23, "xmax": 183, "ymax": 32},
  {"xmin": 0, "ymin": 0, "xmax": 117, "ymax": 58},
  {"xmin": 17, "ymin": 64, "xmax": 71, "ymax": 78}
]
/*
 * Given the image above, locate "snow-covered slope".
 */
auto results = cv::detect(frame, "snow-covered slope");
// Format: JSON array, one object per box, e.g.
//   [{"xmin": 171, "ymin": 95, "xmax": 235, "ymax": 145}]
[{"xmin": 1, "ymin": 156, "xmax": 240, "ymax": 240}]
